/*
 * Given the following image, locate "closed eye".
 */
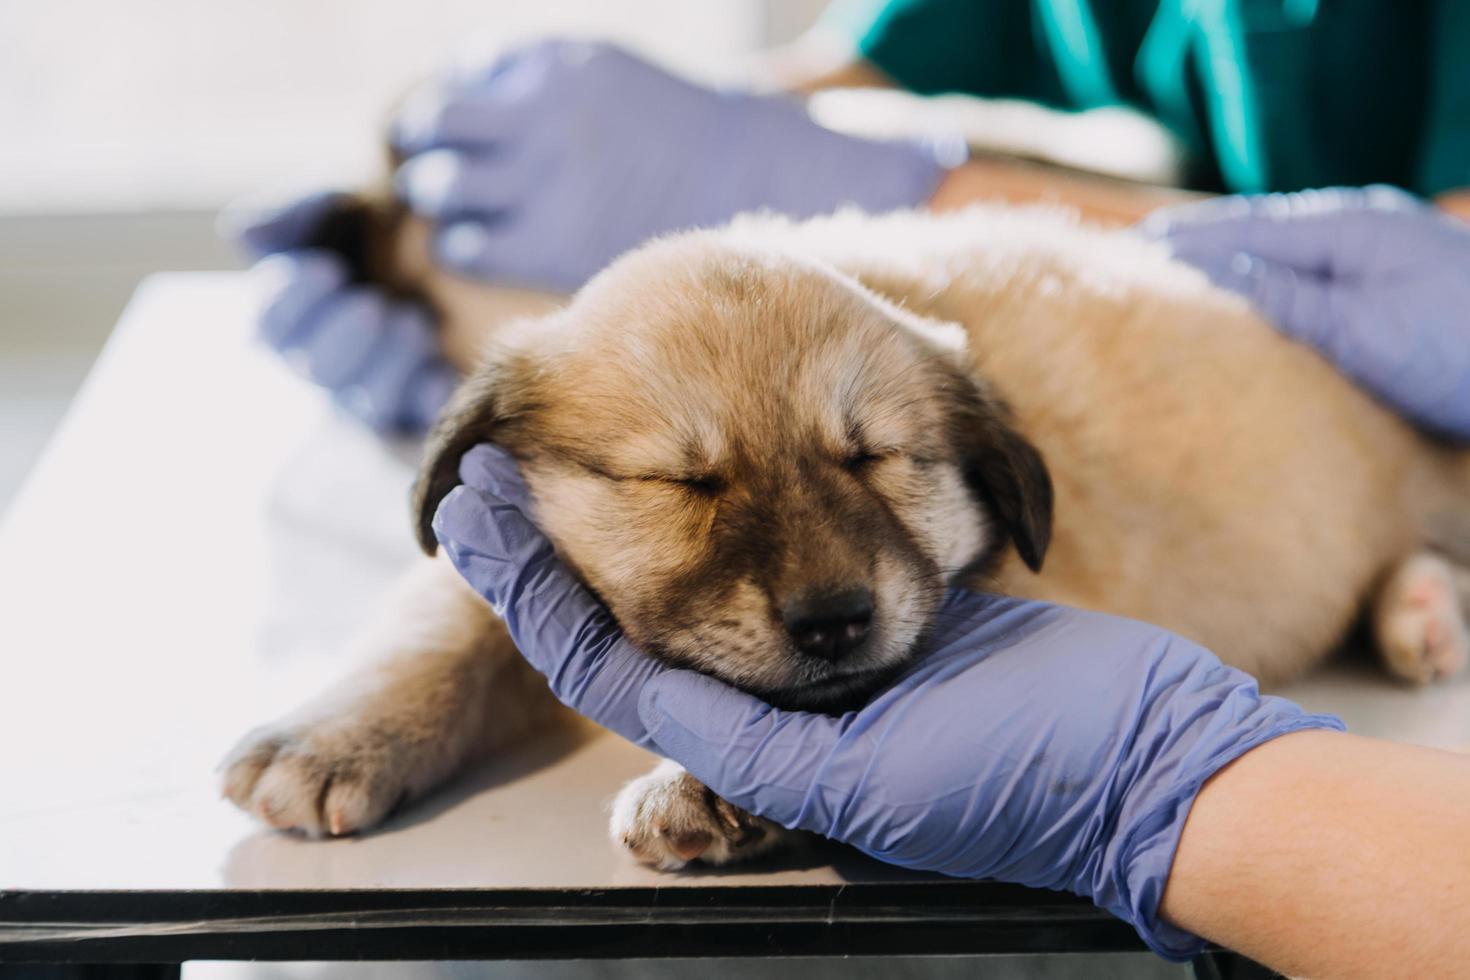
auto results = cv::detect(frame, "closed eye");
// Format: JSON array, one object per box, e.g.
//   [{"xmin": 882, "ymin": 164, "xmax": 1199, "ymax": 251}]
[
  {"xmin": 841, "ymin": 448, "xmax": 893, "ymax": 472},
  {"xmin": 580, "ymin": 461, "xmax": 723, "ymax": 495},
  {"xmin": 640, "ymin": 473, "xmax": 725, "ymax": 495},
  {"xmin": 842, "ymin": 419, "xmax": 898, "ymax": 472}
]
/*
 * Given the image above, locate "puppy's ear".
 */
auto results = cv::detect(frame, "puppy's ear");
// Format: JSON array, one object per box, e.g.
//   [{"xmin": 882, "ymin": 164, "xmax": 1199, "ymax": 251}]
[
  {"xmin": 411, "ymin": 367, "xmax": 502, "ymax": 555},
  {"xmin": 948, "ymin": 375, "xmax": 1054, "ymax": 573},
  {"xmin": 883, "ymin": 300, "xmax": 1052, "ymax": 572}
]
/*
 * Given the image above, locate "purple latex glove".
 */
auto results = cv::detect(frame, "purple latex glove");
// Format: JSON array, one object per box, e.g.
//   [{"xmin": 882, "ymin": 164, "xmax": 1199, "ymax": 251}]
[
  {"xmin": 433, "ymin": 443, "xmax": 1343, "ymax": 960},
  {"xmin": 432, "ymin": 444, "xmax": 666, "ymax": 748},
  {"xmin": 1142, "ymin": 186, "xmax": 1470, "ymax": 438},
  {"xmin": 393, "ymin": 40, "xmax": 958, "ymax": 292},
  {"xmin": 221, "ymin": 189, "xmax": 457, "ymax": 434}
]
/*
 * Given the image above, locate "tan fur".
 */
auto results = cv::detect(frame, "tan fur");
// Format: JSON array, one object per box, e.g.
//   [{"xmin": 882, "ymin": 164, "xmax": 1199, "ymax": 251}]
[
  {"xmin": 416, "ymin": 207, "xmax": 1469, "ymax": 683},
  {"xmin": 739, "ymin": 208, "xmax": 1461, "ymax": 683},
  {"xmin": 222, "ymin": 556, "xmax": 566, "ymax": 837},
  {"xmin": 225, "ymin": 204, "xmax": 1470, "ymax": 866}
]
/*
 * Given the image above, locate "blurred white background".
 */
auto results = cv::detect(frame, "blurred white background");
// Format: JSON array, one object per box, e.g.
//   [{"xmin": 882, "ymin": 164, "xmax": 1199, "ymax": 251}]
[{"xmin": 0, "ymin": 0, "xmax": 828, "ymax": 508}]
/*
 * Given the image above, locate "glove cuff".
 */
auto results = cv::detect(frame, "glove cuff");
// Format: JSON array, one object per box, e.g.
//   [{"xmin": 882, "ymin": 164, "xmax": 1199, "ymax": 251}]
[{"xmin": 1102, "ymin": 698, "xmax": 1345, "ymax": 960}]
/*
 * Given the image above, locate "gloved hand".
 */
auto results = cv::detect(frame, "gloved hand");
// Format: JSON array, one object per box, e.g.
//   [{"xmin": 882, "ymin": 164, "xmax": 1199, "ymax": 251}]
[
  {"xmin": 1142, "ymin": 186, "xmax": 1470, "ymax": 438},
  {"xmin": 223, "ymin": 189, "xmax": 458, "ymax": 434},
  {"xmin": 432, "ymin": 443, "xmax": 667, "ymax": 746},
  {"xmin": 433, "ymin": 443, "xmax": 1343, "ymax": 960},
  {"xmin": 392, "ymin": 40, "xmax": 959, "ymax": 292}
]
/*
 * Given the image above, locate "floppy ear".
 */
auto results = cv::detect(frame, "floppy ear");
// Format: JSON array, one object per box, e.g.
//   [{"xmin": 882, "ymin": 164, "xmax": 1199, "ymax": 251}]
[
  {"xmin": 948, "ymin": 375, "xmax": 1054, "ymax": 573},
  {"xmin": 410, "ymin": 367, "xmax": 502, "ymax": 555}
]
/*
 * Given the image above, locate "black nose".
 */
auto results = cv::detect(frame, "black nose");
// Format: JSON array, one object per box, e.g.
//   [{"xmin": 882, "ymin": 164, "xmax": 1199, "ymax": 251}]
[{"xmin": 783, "ymin": 588, "xmax": 874, "ymax": 662}]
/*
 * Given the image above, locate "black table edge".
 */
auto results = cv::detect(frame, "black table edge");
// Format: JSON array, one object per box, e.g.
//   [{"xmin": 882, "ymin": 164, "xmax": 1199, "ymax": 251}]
[{"xmin": 0, "ymin": 882, "xmax": 1149, "ymax": 962}]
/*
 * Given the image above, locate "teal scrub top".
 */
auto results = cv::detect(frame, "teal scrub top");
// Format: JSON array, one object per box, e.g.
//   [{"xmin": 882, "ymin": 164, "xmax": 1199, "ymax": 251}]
[{"xmin": 827, "ymin": 0, "xmax": 1470, "ymax": 196}]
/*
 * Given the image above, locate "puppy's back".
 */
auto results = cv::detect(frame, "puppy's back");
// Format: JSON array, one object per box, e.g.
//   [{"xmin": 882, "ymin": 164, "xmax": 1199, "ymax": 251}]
[{"xmin": 744, "ymin": 207, "xmax": 1465, "ymax": 681}]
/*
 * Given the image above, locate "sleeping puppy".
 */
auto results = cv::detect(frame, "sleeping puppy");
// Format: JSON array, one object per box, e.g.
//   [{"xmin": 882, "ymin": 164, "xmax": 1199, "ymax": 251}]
[{"xmin": 223, "ymin": 202, "xmax": 1470, "ymax": 868}]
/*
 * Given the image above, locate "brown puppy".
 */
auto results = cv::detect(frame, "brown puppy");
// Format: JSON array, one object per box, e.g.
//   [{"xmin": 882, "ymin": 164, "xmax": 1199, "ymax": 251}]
[{"xmin": 223, "ymin": 203, "xmax": 1470, "ymax": 868}]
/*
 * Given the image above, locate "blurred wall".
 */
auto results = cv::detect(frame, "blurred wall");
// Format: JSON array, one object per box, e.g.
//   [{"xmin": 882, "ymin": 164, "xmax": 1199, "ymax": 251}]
[
  {"xmin": 0, "ymin": 0, "xmax": 827, "ymax": 509},
  {"xmin": 0, "ymin": 0, "xmax": 827, "ymax": 214}
]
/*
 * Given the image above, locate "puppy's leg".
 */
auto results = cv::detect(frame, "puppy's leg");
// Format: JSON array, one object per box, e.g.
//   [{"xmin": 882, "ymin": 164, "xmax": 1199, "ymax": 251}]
[
  {"xmin": 1372, "ymin": 551, "xmax": 1470, "ymax": 685},
  {"xmin": 609, "ymin": 760, "xmax": 803, "ymax": 869},
  {"xmin": 221, "ymin": 556, "xmax": 566, "ymax": 836}
]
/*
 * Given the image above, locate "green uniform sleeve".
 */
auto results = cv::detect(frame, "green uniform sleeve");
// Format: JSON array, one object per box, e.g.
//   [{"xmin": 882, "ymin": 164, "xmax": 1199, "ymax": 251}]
[
  {"xmin": 1415, "ymin": 0, "xmax": 1470, "ymax": 196},
  {"xmin": 823, "ymin": 0, "xmax": 1064, "ymax": 103}
]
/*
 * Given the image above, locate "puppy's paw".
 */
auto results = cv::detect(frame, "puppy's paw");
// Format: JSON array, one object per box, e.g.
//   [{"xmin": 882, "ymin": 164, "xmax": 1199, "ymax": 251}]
[
  {"xmin": 609, "ymin": 760, "xmax": 791, "ymax": 870},
  {"xmin": 1374, "ymin": 552, "xmax": 1470, "ymax": 685},
  {"xmin": 220, "ymin": 712, "xmax": 420, "ymax": 837}
]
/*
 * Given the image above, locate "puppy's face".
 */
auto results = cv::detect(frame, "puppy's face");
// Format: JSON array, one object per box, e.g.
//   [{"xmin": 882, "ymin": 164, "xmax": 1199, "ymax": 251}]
[{"xmin": 415, "ymin": 235, "xmax": 1051, "ymax": 710}]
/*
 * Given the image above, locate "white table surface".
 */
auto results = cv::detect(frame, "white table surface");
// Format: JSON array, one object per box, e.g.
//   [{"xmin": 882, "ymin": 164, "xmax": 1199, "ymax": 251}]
[{"xmin": 3, "ymin": 273, "xmax": 1469, "ymax": 896}]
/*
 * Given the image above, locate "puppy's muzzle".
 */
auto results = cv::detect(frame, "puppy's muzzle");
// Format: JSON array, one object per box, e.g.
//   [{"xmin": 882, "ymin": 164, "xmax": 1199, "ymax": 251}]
[{"xmin": 782, "ymin": 587, "xmax": 874, "ymax": 663}]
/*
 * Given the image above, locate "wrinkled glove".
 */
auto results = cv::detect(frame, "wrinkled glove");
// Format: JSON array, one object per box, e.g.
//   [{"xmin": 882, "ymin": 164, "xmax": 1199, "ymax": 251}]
[
  {"xmin": 432, "ymin": 444, "xmax": 666, "ymax": 746},
  {"xmin": 393, "ymin": 40, "xmax": 958, "ymax": 292},
  {"xmin": 433, "ymin": 443, "xmax": 1343, "ymax": 960},
  {"xmin": 1142, "ymin": 186, "xmax": 1470, "ymax": 438},
  {"xmin": 223, "ymin": 189, "xmax": 458, "ymax": 434}
]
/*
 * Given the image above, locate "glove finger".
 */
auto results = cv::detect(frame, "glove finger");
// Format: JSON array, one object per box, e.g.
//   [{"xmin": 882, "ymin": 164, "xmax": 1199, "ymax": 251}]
[
  {"xmin": 639, "ymin": 670, "xmax": 845, "ymax": 834},
  {"xmin": 1168, "ymin": 245, "xmax": 1341, "ymax": 350},
  {"xmin": 1331, "ymin": 290, "xmax": 1470, "ymax": 437},
  {"xmin": 298, "ymin": 288, "xmax": 392, "ymax": 390},
  {"xmin": 394, "ymin": 149, "xmax": 529, "ymax": 220},
  {"xmin": 431, "ymin": 478, "xmax": 588, "ymax": 626},
  {"xmin": 400, "ymin": 361, "xmax": 461, "ymax": 434},
  {"xmin": 456, "ymin": 442, "xmax": 535, "ymax": 513},
  {"xmin": 336, "ymin": 302, "xmax": 453, "ymax": 432},
  {"xmin": 1179, "ymin": 247, "xmax": 1470, "ymax": 437},
  {"xmin": 1142, "ymin": 185, "xmax": 1421, "ymax": 237},
  {"xmin": 432, "ymin": 479, "xmax": 665, "ymax": 744},
  {"xmin": 432, "ymin": 219, "xmax": 550, "ymax": 285},
  {"xmin": 254, "ymin": 250, "xmax": 349, "ymax": 349},
  {"xmin": 223, "ymin": 189, "xmax": 354, "ymax": 258},
  {"xmin": 1144, "ymin": 186, "xmax": 1423, "ymax": 273},
  {"xmin": 392, "ymin": 82, "xmax": 525, "ymax": 157}
]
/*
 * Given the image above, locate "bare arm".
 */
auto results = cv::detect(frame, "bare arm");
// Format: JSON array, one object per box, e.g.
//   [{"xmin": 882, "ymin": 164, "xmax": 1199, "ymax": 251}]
[
  {"xmin": 927, "ymin": 157, "xmax": 1193, "ymax": 226},
  {"xmin": 1161, "ymin": 730, "xmax": 1470, "ymax": 977},
  {"xmin": 1436, "ymin": 190, "xmax": 1470, "ymax": 222}
]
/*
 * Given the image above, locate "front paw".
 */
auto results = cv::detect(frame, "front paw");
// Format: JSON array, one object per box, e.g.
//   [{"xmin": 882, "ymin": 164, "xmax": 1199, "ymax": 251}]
[
  {"xmin": 220, "ymin": 713, "xmax": 419, "ymax": 837},
  {"xmin": 609, "ymin": 760, "xmax": 790, "ymax": 869}
]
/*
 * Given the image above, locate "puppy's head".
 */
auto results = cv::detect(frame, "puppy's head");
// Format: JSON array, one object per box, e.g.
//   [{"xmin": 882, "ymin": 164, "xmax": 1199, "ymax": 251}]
[{"xmin": 414, "ymin": 232, "xmax": 1051, "ymax": 710}]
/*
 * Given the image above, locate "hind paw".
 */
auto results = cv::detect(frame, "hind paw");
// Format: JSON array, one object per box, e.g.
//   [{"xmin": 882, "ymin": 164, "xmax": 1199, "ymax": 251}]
[{"xmin": 1374, "ymin": 553, "xmax": 1470, "ymax": 685}]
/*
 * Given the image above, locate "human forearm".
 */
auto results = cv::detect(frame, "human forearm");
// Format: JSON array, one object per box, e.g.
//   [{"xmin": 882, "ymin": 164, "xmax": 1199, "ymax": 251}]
[
  {"xmin": 929, "ymin": 157, "xmax": 1197, "ymax": 226},
  {"xmin": 1162, "ymin": 730, "xmax": 1470, "ymax": 977},
  {"xmin": 1435, "ymin": 189, "xmax": 1470, "ymax": 222}
]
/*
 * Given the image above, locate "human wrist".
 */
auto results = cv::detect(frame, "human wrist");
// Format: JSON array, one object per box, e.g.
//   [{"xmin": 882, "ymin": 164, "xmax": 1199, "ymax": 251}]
[
  {"xmin": 1155, "ymin": 731, "xmax": 1470, "ymax": 976},
  {"xmin": 1155, "ymin": 728, "xmax": 1343, "ymax": 938},
  {"xmin": 1090, "ymin": 679, "xmax": 1344, "ymax": 960}
]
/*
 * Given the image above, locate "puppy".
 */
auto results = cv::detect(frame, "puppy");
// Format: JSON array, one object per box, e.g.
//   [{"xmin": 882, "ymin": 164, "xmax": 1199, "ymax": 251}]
[{"xmin": 223, "ymin": 201, "xmax": 1470, "ymax": 869}]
